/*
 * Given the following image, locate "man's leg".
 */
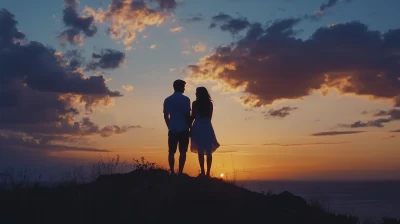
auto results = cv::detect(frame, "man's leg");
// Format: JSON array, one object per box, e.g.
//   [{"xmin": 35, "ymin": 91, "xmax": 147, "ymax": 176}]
[
  {"xmin": 178, "ymin": 131, "xmax": 189, "ymax": 175},
  {"xmin": 168, "ymin": 132, "xmax": 178, "ymax": 174}
]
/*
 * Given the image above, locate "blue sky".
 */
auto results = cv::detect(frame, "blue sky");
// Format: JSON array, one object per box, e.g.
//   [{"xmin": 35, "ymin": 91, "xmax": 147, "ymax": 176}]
[{"xmin": 1, "ymin": 0, "xmax": 400, "ymax": 180}]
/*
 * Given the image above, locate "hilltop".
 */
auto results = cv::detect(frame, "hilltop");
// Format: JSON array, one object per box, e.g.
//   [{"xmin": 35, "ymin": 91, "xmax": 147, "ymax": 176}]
[{"xmin": 0, "ymin": 168, "xmax": 398, "ymax": 224}]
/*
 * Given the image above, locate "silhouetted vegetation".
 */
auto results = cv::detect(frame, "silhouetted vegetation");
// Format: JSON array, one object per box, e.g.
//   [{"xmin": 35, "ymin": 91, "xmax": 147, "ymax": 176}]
[{"xmin": 0, "ymin": 158, "xmax": 398, "ymax": 224}]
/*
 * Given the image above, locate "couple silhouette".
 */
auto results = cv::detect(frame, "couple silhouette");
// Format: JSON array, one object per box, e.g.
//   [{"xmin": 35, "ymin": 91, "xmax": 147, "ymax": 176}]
[{"xmin": 163, "ymin": 79, "xmax": 220, "ymax": 177}]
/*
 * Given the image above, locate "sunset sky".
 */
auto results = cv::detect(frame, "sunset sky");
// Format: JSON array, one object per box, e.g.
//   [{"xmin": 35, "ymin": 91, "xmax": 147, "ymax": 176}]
[{"xmin": 1, "ymin": 0, "xmax": 400, "ymax": 180}]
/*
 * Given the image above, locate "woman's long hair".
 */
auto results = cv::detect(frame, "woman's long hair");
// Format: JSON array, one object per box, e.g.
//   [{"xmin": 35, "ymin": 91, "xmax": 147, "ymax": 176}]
[{"xmin": 196, "ymin": 87, "xmax": 212, "ymax": 117}]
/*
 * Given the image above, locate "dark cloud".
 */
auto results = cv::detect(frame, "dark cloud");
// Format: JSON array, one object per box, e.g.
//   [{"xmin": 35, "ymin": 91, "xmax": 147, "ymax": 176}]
[
  {"xmin": 373, "ymin": 109, "xmax": 400, "ymax": 118},
  {"xmin": 60, "ymin": 0, "xmax": 97, "ymax": 45},
  {"xmin": 265, "ymin": 18, "xmax": 301, "ymax": 36},
  {"xmin": 303, "ymin": 0, "xmax": 353, "ymax": 21},
  {"xmin": 339, "ymin": 118, "xmax": 392, "ymax": 128},
  {"xmin": 209, "ymin": 13, "xmax": 251, "ymax": 35},
  {"xmin": 64, "ymin": 49, "xmax": 85, "ymax": 70},
  {"xmin": 263, "ymin": 106, "xmax": 298, "ymax": 119},
  {"xmin": 189, "ymin": 20, "xmax": 400, "ymax": 107},
  {"xmin": 340, "ymin": 109, "xmax": 400, "ymax": 128},
  {"xmin": 390, "ymin": 129, "xmax": 400, "ymax": 132},
  {"xmin": 150, "ymin": 0, "xmax": 178, "ymax": 10},
  {"xmin": 184, "ymin": 14, "xmax": 204, "ymax": 23},
  {"xmin": 64, "ymin": 0, "xmax": 80, "ymax": 9},
  {"xmin": 0, "ymin": 132, "xmax": 109, "ymax": 153},
  {"xmin": 86, "ymin": 49, "xmax": 126, "ymax": 70},
  {"xmin": 0, "ymin": 10, "xmax": 135, "ymax": 160},
  {"xmin": 0, "ymin": 9, "xmax": 25, "ymax": 48},
  {"xmin": 318, "ymin": 0, "xmax": 351, "ymax": 14},
  {"xmin": 311, "ymin": 131, "xmax": 365, "ymax": 136}
]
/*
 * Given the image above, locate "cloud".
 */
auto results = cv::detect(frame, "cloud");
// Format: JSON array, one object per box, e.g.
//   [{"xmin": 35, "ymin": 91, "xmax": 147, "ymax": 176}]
[
  {"xmin": 221, "ymin": 142, "xmax": 349, "ymax": 147},
  {"xmin": 184, "ymin": 14, "xmax": 204, "ymax": 23},
  {"xmin": 0, "ymin": 9, "xmax": 25, "ymax": 48},
  {"xmin": 188, "ymin": 20, "xmax": 400, "ymax": 107},
  {"xmin": 84, "ymin": 0, "xmax": 171, "ymax": 48},
  {"xmin": 339, "ymin": 118, "xmax": 392, "ymax": 128},
  {"xmin": 0, "ymin": 10, "xmax": 137, "ymax": 158},
  {"xmin": 373, "ymin": 109, "xmax": 400, "ymax": 118},
  {"xmin": 221, "ymin": 144, "xmax": 252, "ymax": 147},
  {"xmin": 122, "ymin": 84, "xmax": 134, "ymax": 92},
  {"xmin": 150, "ymin": 0, "xmax": 178, "ymax": 10},
  {"xmin": 390, "ymin": 129, "xmax": 400, "ymax": 132},
  {"xmin": 170, "ymin": 26, "xmax": 183, "ymax": 32},
  {"xmin": 150, "ymin": 44, "xmax": 157, "ymax": 49},
  {"xmin": 60, "ymin": 0, "xmax": 97, "ymax": 45},
  {"xmin": 209, "ymin": 13, "xmax": 251, "ymax": 35},
  {"xmin": 311, "ymin": 131, "xmax": 365, "ymax": 136},
  {"xmin": 316, "ymin": 0, "xmax": 351, "ymax": 15},
  {"xmin": 214, "ymin": 150, "xmax": 238, "ymax": 154},
  {"xmin": 263, "ymin": 106, "xmax": 298, "ymax": 119},
  {"xmin": 0, "ymin": 132, "xmax": 109, "ymax": 153},
  {"xmin": 263, "ymin": 142, "xmax": 349, "ymax": 147},
  {"xmin": 193, "ymin": 43, "xmax": 207, "ymax": 52},
  {"xmin": 340, "ymin": 109, "xmax": 400, "ymax": 128},
  {"xmin": 181, "ymin": 50, "xmax": 191, "ymax": 55},
  {"xmin": 86, "ymin": 49, "xmax": 126, "ymax": 70},
  {"xmin": 63, "ymin": 49, "xmax": 85, "ymax": 69},
  {"xmin": 380, "ymin": 135, "xmax": 396, "ymax": 140}
]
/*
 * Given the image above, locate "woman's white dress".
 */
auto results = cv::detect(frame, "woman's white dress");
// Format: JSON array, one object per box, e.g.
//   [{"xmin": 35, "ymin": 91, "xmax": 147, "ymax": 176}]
[{"xmin": 190, "ymin": 115, "xmax": 220, "ymax": 154}]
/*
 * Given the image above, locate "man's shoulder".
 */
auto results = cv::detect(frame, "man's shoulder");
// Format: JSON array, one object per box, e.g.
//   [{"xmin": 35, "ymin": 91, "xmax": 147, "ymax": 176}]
[
  {"xmin": 164, "ymin": 94, "xmax": 174, "ymax": 102},
  {"xmin": 166, "ymin": 93, "xmax": 190, "ymax": 102},
  {"xmin": 182, "ymin": 95, "xmax": 190, "ymax": 101}
]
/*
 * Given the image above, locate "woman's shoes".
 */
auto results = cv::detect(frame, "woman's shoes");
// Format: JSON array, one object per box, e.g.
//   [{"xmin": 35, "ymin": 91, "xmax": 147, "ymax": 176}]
[
  {"xmin": 197, "ymin": 172, "xmax": 212, "ymax": 178},
  {"xmin": 197, "ymin": 172, "xmax": 206, "ymax": 178}
]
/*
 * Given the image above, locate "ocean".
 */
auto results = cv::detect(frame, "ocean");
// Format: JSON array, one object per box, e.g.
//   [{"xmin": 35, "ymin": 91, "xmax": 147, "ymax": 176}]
[{"xmin": 237, "ymin": 180, "xmax": 400, "ymax": 221}]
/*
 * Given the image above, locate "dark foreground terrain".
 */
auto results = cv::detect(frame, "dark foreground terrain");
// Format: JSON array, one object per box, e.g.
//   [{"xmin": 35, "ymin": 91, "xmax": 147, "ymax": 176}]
[{"xmin": 1, "ymin": 168, "xmax": 399, "ymax": 224}]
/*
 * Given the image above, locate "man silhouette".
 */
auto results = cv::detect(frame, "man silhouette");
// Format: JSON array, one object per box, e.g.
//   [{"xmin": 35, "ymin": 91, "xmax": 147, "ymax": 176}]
[{"xmin": 163, "ymin": 79, "xmax": 191, "ymax": 175}]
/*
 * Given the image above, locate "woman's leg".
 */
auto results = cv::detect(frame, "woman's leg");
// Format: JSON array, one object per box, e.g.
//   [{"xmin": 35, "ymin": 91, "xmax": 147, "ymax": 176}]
[
  {"xmin": 206, "ymin": 152, "xmax": 212, "ymax": 177},
  {"xmin": 198, "ymin": 152, "xmax": 205, "ymax": 175}
]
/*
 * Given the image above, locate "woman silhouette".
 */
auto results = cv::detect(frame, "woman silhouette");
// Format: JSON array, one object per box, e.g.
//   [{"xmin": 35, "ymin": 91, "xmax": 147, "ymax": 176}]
[{"xmin": 190, "ymin": 87, "xmax": 220, "ymax": 177}]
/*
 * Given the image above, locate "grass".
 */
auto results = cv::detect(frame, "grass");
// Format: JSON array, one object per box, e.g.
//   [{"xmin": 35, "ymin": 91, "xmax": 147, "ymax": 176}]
[
  {"xmin": 1, "ymin": 156, "xmax": 399, "ymax": 224},
  {"xmin": 0, "ymin": 155, "xmax": 156, "ymax": 190}
]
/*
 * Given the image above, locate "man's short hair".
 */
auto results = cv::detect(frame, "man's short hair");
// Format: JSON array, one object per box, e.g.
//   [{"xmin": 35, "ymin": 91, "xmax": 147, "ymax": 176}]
[{"xmin": 173, "ymin": 79, "xmax": 186, "ymax": 91}]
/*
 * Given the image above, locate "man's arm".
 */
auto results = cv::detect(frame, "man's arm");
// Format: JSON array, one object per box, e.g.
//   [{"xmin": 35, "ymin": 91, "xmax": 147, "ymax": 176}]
[
  {"xmin": 186, "ymin": 98, "xmax": 192, "ymax": 130},
  {"xmin": 163, "ymin": 99, "xmax": 170, "ymax": 129},
  {"xmin": 164, "ymin": 113, "xmax": 170, "ymax": 129}
]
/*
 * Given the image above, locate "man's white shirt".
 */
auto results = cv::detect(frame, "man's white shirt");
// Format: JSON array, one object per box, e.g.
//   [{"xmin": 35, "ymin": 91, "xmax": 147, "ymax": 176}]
[{"xmin": 163, "ymin": 92, "xmax": 191, "ymax": 132}]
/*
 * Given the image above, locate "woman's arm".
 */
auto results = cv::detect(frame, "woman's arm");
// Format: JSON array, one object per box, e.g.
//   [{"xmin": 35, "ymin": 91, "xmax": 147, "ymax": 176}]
[
  {"xmin": 191, "ymin": 101, "xmax": 197, "ymax": 124},
  {"xmin": 210, "ymin": 102, "xmax": 213, "ymax": 120}
]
